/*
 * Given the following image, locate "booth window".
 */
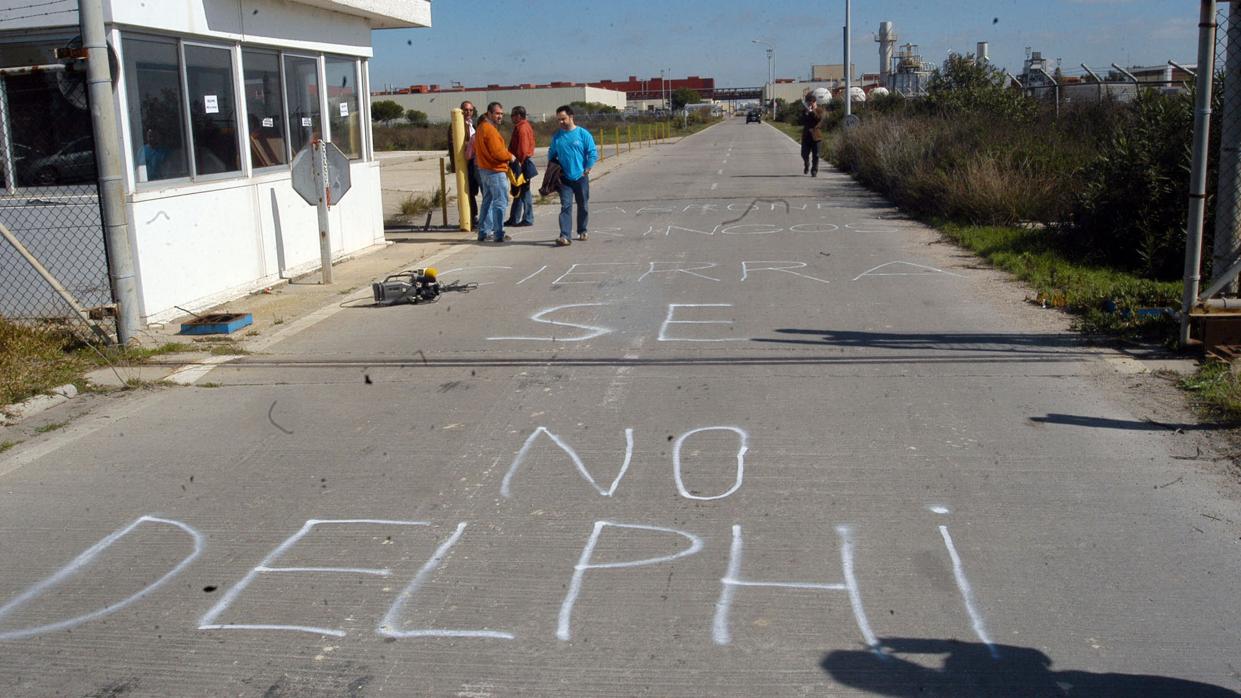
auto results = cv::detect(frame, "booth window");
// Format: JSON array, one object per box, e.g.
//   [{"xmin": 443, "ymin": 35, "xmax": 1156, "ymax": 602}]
[
  {"xmin": 283, "ymin": 55, "xmax": 320, "ymax": 156},
  {"xmin": 123, "ymin": 35, "xmax": 189, "ymax": 182},
  {"xmin": 242, "ymin": 49, "xmax": 287, "ymax": 168},
  {"xmin": 324, "ymin": 56, "xmax": 360, "ymax": 160},
  {"xmin": 184, "ymin": 44, "xmax": 240, "ymax": 176}
]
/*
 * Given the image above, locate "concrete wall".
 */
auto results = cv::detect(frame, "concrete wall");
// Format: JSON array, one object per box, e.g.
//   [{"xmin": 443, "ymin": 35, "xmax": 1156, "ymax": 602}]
[{"xmin": 379, "ymin": 86, "xmax": 627, "ymax": 124}]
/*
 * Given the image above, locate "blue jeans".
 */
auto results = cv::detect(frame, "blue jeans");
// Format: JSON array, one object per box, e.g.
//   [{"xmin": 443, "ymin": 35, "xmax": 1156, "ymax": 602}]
[
  {"xmin": 478, "ymin": 169, "xmax": 508, "ymax": 240},
  {"xmin": 558, "ymin": 175, "xmax": 589, "ymax": 239},
  {"xmin": 508, "ymin": 182, "xmax": 533, "ymax": 225}
]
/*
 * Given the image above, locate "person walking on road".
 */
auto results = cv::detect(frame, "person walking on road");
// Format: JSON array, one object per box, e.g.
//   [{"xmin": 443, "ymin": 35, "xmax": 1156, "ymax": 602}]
[
  {"xmin": 547, "ymin": 104, "xmax": 597, "ymax": 246},
  {"xmin": 473, "ymin": 101, "xmax": 517, "ymax": 242},
  {"xmin": 799, "ymin": 93, "xmax": 826, "ymax": 177},
  {"xmin": 506, "ymin": 105, "xmax": 536, "ymax": 227}
]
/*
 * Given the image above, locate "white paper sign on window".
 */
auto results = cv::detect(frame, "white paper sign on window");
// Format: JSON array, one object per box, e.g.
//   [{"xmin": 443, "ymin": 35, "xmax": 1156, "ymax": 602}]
[
  {"xmin": 339, "ymin": 103, "xmax": 349, "ymax": 117},
  {"xmin": 204, "ymin": 95, "xmax": 219, "ymax": 114},
  {"xmin": 262, "ymin": 117, "xmax": 274, "ymax": 128},
  {"xmin": 301, "ymin": 117, "xmax": 312, "ymax": 127}
]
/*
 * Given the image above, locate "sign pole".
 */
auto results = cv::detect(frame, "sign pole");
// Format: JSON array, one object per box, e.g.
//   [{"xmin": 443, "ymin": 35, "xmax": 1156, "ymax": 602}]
[{"xmin": 314, "ymin": 139, "xmax": 333, "ymax": 284}]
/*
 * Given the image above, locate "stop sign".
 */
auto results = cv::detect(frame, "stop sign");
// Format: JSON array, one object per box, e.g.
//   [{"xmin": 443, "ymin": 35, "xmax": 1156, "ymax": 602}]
[{"xmin": 290, "ymin": 140, "xmax": 351, "ymax": 206}]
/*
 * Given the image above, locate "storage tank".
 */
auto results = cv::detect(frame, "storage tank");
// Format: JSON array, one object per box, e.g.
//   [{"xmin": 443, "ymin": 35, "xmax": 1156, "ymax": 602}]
[
  {"xmin": 976, "ymin": 41, "xmax": 990, "ymax": 66},
  {"xmin": 870, "ymin": 86, "xmax": 890, "ymax": 99}
]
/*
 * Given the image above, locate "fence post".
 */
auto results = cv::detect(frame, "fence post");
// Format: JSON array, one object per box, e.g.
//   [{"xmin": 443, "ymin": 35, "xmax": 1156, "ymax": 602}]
[
  {"xmin": 614, "ymin": 127, "xmax": 620, "ymax": 158},
  {"xmin": 598, "ymin": 127, "xmax": 605, "ymax": 161},
  {"xmin": 1181, "ymin": 0, "xmax": 1220, "ymax": 345},
  {"xmin": 80, "ymin": 0, "xmax": 138, "ymax": 343},
  {"xmin": 1214, "ymin": 0, "xmax": 1241, "ymax": 295}
]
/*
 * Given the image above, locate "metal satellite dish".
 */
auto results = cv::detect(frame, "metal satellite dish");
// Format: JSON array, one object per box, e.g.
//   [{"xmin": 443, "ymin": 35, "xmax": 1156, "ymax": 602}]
[{"xmin": 55, "ymin": 36, "xmax": 118, "ymax": 111}]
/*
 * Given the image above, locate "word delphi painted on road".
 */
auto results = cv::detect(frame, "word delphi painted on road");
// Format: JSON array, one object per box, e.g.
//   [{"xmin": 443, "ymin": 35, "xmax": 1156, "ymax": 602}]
[{"xmin": 0, "ymin": 510, "xmax": 994, "ymax": 658}]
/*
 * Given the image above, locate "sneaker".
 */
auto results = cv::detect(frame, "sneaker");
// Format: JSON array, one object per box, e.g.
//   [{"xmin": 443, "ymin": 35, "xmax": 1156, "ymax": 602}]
[
  {"xmin": 811, "ymin": 170, "xmax": 818, "ymax": 178},
  {"xmin": 576, "ymin": 232, "xmax": 588, "ymax": 241},
  {"xmin": 556, "ymin": 237, "xmax": 571, "ymax": 247},
  {"xmin": 494, "ymin": 234, "xmax": 511, "ymax": 242}
]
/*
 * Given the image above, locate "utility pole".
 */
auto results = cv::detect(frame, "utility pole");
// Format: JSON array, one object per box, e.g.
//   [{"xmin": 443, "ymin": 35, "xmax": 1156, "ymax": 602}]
[
  {"xmin": 1180, "ymin": 0, "xmax": 1219, "ymax": 345},
  {"xmin": 752, "ymin": 40, "xmax": 774, "ymax": 117},
  {"xmin": 844, "ymin": 0, "xmax": 852, "ymax": 118},
  {"xmin": 80, "ymin": 0, "xmax": 140, "ymax": 343}
]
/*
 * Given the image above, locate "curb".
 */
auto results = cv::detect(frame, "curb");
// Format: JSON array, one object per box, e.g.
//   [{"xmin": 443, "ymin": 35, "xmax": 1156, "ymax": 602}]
[{"xmin": 1, "ymin": 384, "xmax": 78, "ymax": 426}]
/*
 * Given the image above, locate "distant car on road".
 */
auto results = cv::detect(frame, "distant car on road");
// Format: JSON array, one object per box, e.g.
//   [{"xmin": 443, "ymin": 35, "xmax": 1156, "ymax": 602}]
[{"xmin": 746, "ymin": 110, "xmax": 761, "ymax": 123}]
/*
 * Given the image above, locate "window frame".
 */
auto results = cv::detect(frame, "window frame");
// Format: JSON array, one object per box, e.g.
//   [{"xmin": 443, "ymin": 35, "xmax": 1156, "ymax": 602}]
[
  {"xmin": 180, "ymin": 39, "xmax": 243, "ymax": 182},
  {"xmin": 241, "ymin": 47, "xmax": 290, "ymax": 173},
  {"xmin": 323, "ymin": 54, "xmax": 363, "ymax": 161},
  {"xmin": 121, "ymin": 31, "xmax": 371, "ymax": 193}
]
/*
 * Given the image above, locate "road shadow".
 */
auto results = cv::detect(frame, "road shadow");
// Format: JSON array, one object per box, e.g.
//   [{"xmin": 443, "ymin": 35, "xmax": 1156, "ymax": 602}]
[
  {"xmin": 822, "ymin": 638, "xmax": 1240, "ymax": 697},
  {"xmin": 754, "ymin": 329, "xmax": 1093, "ymax": 358},
  {"xmin": 1029, "ymin": 413, "xmax": 1231, "ymax": 432}
]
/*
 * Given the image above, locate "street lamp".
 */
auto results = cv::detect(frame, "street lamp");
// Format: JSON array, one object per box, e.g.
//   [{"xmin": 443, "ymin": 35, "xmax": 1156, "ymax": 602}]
[
  {"xmin": 752, "ymin": 39, "xmax": 774, "ymax": 117},
  {"xmin": 843, "ymin": 0, "xmax": 852, "ymax": 118}
]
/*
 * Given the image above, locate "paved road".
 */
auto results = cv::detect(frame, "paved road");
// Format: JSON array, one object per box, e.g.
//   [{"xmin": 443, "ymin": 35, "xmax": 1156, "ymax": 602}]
[{"xmin": 2, "ymin": 119, "xmax": 1240, "ymax": 697}]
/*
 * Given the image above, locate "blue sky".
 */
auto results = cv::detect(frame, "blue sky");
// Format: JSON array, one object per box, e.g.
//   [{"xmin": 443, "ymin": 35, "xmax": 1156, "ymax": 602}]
[{"xmin": 370, "ymin": 1, "xmax": 1196, "ymax": 90}]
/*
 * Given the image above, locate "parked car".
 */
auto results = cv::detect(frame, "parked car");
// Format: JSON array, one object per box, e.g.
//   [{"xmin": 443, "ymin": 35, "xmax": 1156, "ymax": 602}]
[
  {"xmin": 28, "ymin": 136, "xmax": 96, "ymax": 186},
  {"xmin": 746, "ymin": 110, "xmax": 762, "ymax": 123}
]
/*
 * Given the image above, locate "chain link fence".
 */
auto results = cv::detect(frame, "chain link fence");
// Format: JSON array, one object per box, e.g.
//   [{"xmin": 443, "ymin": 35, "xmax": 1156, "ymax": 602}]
[
  {"xmin": 1209, "ymin": 3, "xmax": 1241, "ymax": 294},
  {"xmin": 0, "ymin": 64, "xmax": 114, "ymax": 342}
]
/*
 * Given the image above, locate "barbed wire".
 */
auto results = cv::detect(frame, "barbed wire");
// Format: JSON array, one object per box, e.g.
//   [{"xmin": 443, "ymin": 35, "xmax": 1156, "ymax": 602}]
[{"xmin": 0, "ymin": 0, "xmax": 74, "ymax": 24}]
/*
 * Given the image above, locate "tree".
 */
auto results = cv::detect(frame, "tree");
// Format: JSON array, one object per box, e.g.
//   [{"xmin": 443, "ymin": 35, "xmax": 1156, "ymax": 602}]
[
  {"xmin": 405, "ymin": 109, "xmax": 429, "ymax": 127},
  {"xmin": 671, "ymin": 87, "xmax": 702, "ymax": 110},
  {"xmin": 371, "ymin": 100, "xmax": 405, "ymax": 124},
  {"xmin": 923, "ymin": 53, "xmax": 1035, "ymax": 123}
]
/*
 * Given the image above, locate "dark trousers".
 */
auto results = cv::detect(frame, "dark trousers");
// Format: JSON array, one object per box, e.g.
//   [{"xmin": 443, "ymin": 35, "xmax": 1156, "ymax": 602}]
[
  {"xmin": 467, "ymin": 160, "xmax": 480, "ymax": 227},
  {"xmin": 801, "ymin": 137, "xmax": 820, "ymax": 173},
  {"xmin": 558, "ymin": 175, "xmax": 589, "ymax": 238}
]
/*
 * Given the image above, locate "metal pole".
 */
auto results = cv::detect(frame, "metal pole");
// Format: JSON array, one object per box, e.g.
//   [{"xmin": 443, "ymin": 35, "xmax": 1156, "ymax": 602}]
[
  {"xmin": 0, "ymin": 79, "xmax": 16, "ymax": 195},
  {"xmin": 1181, "ymin": 0, "xmax": 1219, "ymax": 345},
  {"xmin": 313, "ymin": 140, "xmax": 333, "ymax": 284},
  {"xmin": 1035, "ymin": 67, "xmax": 1060, "ymax": 119},
  {"xmin": 1081, "ymin": 63, "xmax": 1104, "ymax": 103},
  {"xmin": 1213, "ymin": 0, "xmax": 1241, "ymax": 296},
  {"xmin": 80, "ymin": 0, "xmax": 138, "ymax": 343},
  {"xmin": 844, "ymin": 0, "xmax": 852, "ymax": 119},
  {"xmin": 1111, "ymin": 62, "xmax": 1140, "ymax": 85},
  {"xmin": 450, "ymin": 107, "xmax": 470, "ymax": 232}
]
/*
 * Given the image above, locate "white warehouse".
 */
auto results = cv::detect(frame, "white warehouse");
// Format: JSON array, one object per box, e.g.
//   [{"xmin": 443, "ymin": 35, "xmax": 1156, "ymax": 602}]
[{"xmin": 0, "ymin": 0, "xmax": 429, "ymax": 325}]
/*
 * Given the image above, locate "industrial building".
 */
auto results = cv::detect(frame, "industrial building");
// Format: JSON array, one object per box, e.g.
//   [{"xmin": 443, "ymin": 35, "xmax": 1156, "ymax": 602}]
[{"xmin": 372, "ymin": 75, "xmax": 714, "ymax": 122}]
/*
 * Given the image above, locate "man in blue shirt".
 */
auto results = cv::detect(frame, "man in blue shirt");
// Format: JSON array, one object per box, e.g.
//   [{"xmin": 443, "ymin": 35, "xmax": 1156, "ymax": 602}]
[{"xmin": 547, "ymin": 105, "xmax": 598, "ymax": 246}]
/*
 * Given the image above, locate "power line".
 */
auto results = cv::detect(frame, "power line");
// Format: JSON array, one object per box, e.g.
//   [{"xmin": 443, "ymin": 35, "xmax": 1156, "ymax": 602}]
[
  {"xmin": 0, "ymin": 0, "xmax": 74, "ymax": 24},
  {"xmin": 1, "ymin": 0, "xmax": 72, "ymax": 13}
]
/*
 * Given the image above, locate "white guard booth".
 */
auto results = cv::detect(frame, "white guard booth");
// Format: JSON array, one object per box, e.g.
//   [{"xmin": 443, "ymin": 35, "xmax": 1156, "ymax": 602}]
[{"xmin": 0, "ymin": 0, "xmax": 430, "ymax": 324}]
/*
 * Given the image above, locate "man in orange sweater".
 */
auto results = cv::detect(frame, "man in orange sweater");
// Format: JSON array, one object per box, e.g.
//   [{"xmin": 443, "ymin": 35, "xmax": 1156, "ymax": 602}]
[
  {"xmin": 474, "ymin": 101, "xmax": 517, "ymax": 242},
  {"xmin": 506, "ymin": 105, "xmax": 536, "ymax": 227}
]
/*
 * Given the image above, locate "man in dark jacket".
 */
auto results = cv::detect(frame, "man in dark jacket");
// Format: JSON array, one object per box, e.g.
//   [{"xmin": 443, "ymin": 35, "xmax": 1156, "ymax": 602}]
[{"xmin": 799, "ymin": 94, "xmax": 826, "ymax": 177}]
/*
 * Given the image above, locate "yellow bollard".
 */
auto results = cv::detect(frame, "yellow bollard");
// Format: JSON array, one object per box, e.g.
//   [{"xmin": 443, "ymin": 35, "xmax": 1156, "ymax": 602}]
[
  {"xmin": 598, "ymin": 127, "xmax": 606, "ymax": 161},
  {"xmin": 615, "ymin": 128, "xmax": 620, "ymax": 158},
  {"xmin": 627, "ymin": 124, "xmax": 631, "ymax": 152}
]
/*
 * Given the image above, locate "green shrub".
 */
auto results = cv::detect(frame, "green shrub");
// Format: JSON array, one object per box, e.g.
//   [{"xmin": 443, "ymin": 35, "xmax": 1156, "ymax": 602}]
[
  {"xmin": 1067, "ymin": 89, "xmax": 1199, "ymax": 279},
  {"xmin": 405, "ymin": 109, "xmax": 429, "ymax": 126}
]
